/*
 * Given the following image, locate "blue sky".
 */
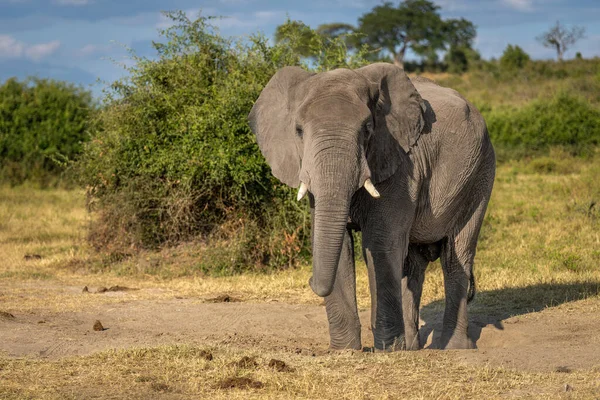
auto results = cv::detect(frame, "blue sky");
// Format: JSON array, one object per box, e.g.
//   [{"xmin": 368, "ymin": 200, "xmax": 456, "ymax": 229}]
[{"xmin": 1, "ymin": 0, "xmax": 598, "ymax": 97}]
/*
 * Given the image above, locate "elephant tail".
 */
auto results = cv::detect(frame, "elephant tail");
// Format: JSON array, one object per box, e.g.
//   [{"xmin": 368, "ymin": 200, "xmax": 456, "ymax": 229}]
[{"xmin": 467, "ymin": 273, "xmax": 476, "ymax": 304}]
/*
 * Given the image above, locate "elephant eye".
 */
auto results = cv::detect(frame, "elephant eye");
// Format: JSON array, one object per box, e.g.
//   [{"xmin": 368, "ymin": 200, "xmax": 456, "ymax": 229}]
[
  {"xmin": 296, "ymin": 125, "xmax": 303, "ymax": 139},
  {"xmin": 363, "ymin": 120, "xmax": 374, "ymax": 139}
]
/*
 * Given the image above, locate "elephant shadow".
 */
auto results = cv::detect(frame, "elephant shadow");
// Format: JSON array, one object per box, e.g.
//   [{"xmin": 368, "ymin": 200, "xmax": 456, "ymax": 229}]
[{"xmin": 418, "ymin": 280, "xmax": 600, "ymax": 349}]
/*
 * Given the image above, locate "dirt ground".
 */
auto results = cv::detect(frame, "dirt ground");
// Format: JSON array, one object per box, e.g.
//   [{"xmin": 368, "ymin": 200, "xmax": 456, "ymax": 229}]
[{"xmin": 2, "ymin": 283, "xmax": 599, "ymax": 373}]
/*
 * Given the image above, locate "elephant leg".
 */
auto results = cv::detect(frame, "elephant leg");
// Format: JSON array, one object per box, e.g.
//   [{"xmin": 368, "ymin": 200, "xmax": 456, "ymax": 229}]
[
  {"xmin": 324, "ymin": 228, "xmax": 361, "ymax": 350},
  {"xmin": 363, "ymin": 240, "xmax": 407, "ymax": 351},
  {"xmin": 439, "ymin": 202, "xmax": 487, "ymax": 350},
  {"xmin": 401, "ymin": 244, "xmax": 429, "ymax": 350}
]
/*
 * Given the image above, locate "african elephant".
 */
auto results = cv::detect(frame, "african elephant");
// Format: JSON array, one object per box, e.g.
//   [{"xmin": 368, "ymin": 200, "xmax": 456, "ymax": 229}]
[{"xmin": 248, "ymin": 63, "xmax": 495, "ymax": 351}]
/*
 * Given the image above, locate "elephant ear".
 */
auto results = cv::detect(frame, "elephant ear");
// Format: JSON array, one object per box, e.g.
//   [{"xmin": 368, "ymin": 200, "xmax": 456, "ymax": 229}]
[
  {"xmin": 357, "ymin": 63, "xmax": 426, "ymax": 183},
  {"xmin": 248, "ymin": 66, "xmax": 313, "ymax": 187}
]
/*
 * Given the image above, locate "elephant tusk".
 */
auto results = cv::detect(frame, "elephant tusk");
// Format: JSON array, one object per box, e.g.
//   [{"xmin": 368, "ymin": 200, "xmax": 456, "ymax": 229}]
[
  {"xmin": 363, "ymin": 179, "xmax": 380, "ymax": 198},
  {"xmin": 297, "ymin": 182, "xmax": 308, "ymax": 201}
]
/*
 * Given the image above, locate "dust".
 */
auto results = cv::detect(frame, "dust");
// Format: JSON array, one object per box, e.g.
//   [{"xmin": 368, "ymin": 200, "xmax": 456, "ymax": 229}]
[{"xmin": 1, "ymin": 293, "xmax": 599, "ymax": 373}]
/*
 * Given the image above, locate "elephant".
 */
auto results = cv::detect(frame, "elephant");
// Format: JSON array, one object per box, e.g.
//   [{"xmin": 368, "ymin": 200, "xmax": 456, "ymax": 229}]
[{"xmin": 248, "ymin": 63, "xmax": 495, "ymax": 351}]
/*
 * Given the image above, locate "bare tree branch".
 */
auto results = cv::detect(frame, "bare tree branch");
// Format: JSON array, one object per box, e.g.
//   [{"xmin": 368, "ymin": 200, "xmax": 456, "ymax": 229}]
[{"xmin": 536, "ymin": 21, "xmax": 586, "ymax": 61}]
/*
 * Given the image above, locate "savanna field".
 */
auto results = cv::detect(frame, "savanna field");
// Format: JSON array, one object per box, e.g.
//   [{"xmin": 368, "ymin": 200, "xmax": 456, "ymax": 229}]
[{"xmin": 2, "ymin": 13, "xmax": 600, "ymax": 400}]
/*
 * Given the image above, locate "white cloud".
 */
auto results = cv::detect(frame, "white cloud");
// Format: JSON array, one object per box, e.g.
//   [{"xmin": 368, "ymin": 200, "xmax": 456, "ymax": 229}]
[
  {"xmin": 25, "ymin": 40, "xmax": 61, "ymax": 61},
  {"xmin": 0, "ymin": 35, "xmax": 61, "ymax": 61},
  {"xmin": 79, "ymin": 43, "xmax": 101, "ymax": 56},
  {"xmin": 78, "ymin": 43, "xmax": 116, "ymax": 57},
  {"xmin": 502, "ymin": 0, "xmax": 534, "ymax": 12},
  {"xmin": 0, "ymin": 35, "xmax": 24, "ymax": 58},
  {"xmin": 53, "ymin": 0, "xmax": 91, "ymax": 5}
]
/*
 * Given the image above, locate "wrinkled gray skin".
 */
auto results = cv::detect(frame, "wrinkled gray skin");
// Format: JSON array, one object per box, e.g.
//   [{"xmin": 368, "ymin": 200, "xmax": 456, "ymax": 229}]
[{"xmin": 248, "ymin": 63, "xmax": 495, "ymax": 350}]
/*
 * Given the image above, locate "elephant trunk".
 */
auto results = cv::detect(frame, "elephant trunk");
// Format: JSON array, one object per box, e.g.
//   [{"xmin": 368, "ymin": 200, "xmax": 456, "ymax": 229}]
[
  {"xmin": 310, "ymin": 197, "xmax": 351, "ymax": 297},
  {"xmin": 307, "ymin": 139, "xmax": 359, "ymax": 297}
]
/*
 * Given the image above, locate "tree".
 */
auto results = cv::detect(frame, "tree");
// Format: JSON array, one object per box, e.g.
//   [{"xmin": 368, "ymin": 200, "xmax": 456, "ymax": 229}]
[
  {"xmin": 356, "ymin": 0, "xmax": 446, "ymax": 67},
  {"xmin": 444, "ymin": 17, "xmax": 477, "ymax": 49},
  {"xmin": 274, "ymin": 1, "xmax": 478, "ymax": 71},
  {"xmin": 500, "ymin": 44, "xmax": 530, "ymax": 70},
  {"xmin": 316, "ymin": 23, "xmax": 356, "ymax": 42},
  {"xmin": 536, "ymin": 21, "xmax": 585, "ymax": 61},
  {"xmin": 445, "ymin": 46, "xmax": 480, "ymax": 73},
  {"xmin": 443, "ymin": 17, "xmax": 479, "ymax": 73},
  {"xmin": 274, "ymin": 20, "xmax": 321, "ymax": 58},
  {"xmin": 273, "ymin": 19, "xmax": 370, "ymax": 70}
]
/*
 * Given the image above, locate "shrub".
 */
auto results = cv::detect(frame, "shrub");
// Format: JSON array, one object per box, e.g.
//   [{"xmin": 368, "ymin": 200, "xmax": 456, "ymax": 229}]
[
  {"xmin": 445, "ymin": 46, "xmax": 481, "ymax": 74},
  {"xmin": 0, "ymin": 78, "xmax": 95, "ymax": 185},
  {"xmin": 77, "ymin": 11, "xmax": 369, "ymax": 272},
  {"xmin": 484, "ymin": 93, "xmax": 600, "ymax": 156},
  {"xmin": 500, "ymin": 44, "xmax": 530, "ymax": 70}
]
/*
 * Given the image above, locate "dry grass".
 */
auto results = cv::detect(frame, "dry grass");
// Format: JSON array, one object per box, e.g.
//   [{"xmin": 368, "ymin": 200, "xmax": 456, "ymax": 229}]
[
  {"xmin": 429, "ymin": 68, "xmax": 600, "ymax": 110},
  {"xmin": 1, "ymin": 152, "xmax": 600, "ymax": 399},
  {"xmin": 1, "ymin": 344, "xmax": 600, "ymax": 399},
  {"xmin": 1, "ymin": 151, "xmax": 599, "ymax": 312}
]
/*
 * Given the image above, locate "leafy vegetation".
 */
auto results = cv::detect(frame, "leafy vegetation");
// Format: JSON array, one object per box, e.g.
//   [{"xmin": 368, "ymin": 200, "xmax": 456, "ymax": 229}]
[
  {"xmin": 429, "ymin": 57, "xmax": 600, "ymax": 160},
  {"xmin": 485, "ymin": 93, "xmax": 600, "ymax": 157},
  {"xmin": 2, "ymin": 6, "xmax": 598, "ymax": 273},
  {"xmin": 275, "ymin": 0, "xmax": 478, "ymax": 70},
  {"xmin": 500, "ymin": 44, "xmax": 530, "ymax": 70},
  {"xmin": 75, "ymin": 11, "xmax": 369, "ymax": 271},
  {"xmin": 0, "ymin": 77, "xmax": 95, "ymax": 186}
]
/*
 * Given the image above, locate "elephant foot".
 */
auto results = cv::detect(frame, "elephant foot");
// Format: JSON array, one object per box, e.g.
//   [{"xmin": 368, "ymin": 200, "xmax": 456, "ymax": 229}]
[
  {"xmin": 329, "ymin": 340, "xmax": 362, "ymax": 351},
  {"xmin": 329, "ymin": 329, "xmax": 362, "ymax": 351},
  {"xmin": 440, "ymin": 333, "xmax": 475, "ymax": 350}
]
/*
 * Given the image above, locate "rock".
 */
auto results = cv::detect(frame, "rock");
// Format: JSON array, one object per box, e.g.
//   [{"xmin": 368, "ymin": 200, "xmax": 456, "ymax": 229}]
[{"xmin": 93, "ymin": 320, "xmax": 104, "ymax": 331}]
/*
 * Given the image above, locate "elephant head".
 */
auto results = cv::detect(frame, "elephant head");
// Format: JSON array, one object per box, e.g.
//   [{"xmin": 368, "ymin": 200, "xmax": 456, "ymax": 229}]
[{"xmin": 248, "ymin": 63, "xmax": 426, "ymax": 297}]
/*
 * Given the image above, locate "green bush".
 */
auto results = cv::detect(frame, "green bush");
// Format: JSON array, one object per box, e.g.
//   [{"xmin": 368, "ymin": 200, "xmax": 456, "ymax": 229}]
[
  {"xmin": 0, "ymin": 78, "xmax": 95, "ymax": 185},
  {"xmin": 500, "ymin": 44, "xmax": 530, "ymax": 70},
  {"xmin": 484, "ymin": 93, "xmax": 600, "ymax": 157},
  {"xmin": 77, "ymin": 11, "xmax": 369, "ymax": 272}
]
